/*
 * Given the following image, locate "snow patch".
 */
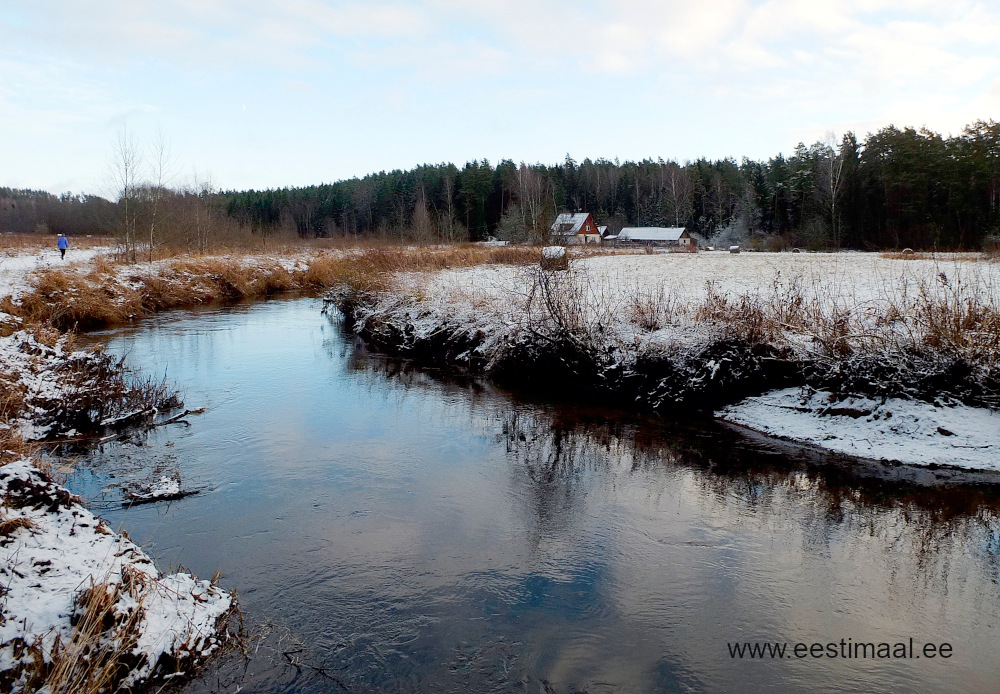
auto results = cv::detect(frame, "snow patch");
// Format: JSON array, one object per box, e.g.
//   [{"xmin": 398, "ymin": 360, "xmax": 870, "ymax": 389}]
[{"xmin": 718, "ymin": 388, "xmax": 1000, "ymax": 471}]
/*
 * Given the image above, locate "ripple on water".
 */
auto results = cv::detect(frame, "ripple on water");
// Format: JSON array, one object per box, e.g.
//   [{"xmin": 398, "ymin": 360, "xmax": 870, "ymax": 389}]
[{"xmin": 65, "ymin": 298, "xmax": 1000, "ymax": 694}]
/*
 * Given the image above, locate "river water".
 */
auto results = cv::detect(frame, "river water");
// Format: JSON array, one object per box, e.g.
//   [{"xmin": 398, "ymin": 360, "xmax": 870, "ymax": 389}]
[{"xmin": 68, "ymin": 297, "xmax": 1000, "ymax": 693}]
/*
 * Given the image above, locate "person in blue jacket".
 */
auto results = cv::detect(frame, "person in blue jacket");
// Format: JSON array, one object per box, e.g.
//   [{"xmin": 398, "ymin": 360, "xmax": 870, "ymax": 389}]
[{"xmin": 57, "ymin": 234, "xmax": 68, "ymax": 260}]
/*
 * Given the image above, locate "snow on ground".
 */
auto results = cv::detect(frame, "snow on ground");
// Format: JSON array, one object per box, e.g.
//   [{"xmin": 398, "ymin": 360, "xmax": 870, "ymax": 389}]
[
  {"xmin": 0, "ymin": 329, "xmax": 122, "ymax": 441},
  {"xmin": 405, "ymin": 250, "xmax": 1000, "ymax": 322},
  {"xmin": 0, "ymin": 246, "xmax": 111, "ymax": 300},
  {"xmin": 0, "ymin": 459, "xmax": 231, "ymax": 689},
  {"xmin": 719, "ymin": 387, "xmax": 1000, "ymax": 471},
  {"xmin": 384, "ymin": 250, "xmax": 1000, "ymax": 359}
]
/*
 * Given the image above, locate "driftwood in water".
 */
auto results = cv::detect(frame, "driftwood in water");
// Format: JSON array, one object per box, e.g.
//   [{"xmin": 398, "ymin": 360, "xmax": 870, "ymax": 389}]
[{"xmin": 124, "ymin": 487, "xmax": 201, "ymax": 506}]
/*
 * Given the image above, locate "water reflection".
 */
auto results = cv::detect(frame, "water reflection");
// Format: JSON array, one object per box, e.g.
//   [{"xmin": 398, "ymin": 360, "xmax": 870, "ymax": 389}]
[{"xmin": 66, "ymin": 298, "xmax": 1000, "ymax": 693}]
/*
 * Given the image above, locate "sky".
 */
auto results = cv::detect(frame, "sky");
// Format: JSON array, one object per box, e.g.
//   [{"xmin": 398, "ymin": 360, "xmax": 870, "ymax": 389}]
[{"xmin": 3, "ymin": 0, "xmax": 1000, "ymax": 196}]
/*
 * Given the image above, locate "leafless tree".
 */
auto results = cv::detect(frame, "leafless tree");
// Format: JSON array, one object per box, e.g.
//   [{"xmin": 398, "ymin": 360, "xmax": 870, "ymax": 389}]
[
  {"xmin": 110, "ymin": 127, "xmax": 142, "ymax": 261},
  {"xmin": 411, "ymin": 189, "xmax": 435, "ymax": 243},
  {"xmin": 516, "ymin": 164, "xmax": 550, "ymax": 241},
  {"xmin": 818, "ymin": 133, "xmax": 846, "ymax": 247},
  {"xmin": 145, "ymin": 129, "xmax": 174, "ymax": 261}
]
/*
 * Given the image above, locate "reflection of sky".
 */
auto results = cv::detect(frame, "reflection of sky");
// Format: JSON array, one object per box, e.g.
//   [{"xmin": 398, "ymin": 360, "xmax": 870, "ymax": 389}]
[{"xmin": 76, "ymin": 298, "xmax": 1000, "ymax": 694}]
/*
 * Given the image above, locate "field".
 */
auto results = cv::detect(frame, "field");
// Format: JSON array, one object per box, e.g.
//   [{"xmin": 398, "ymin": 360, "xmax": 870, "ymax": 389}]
[{"xmin": 392, "ymin": 250, "xmax": 1000, "ymax": 356}]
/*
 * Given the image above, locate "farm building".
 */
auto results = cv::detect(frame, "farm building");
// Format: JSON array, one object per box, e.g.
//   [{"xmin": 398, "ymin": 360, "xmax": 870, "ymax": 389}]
[
  {"xmin": 550, "ymin": 213, "xmax": 602, "ymax": 245},
  {"xmin": 616, "ymin": 227, "xmax": 693, "ymax": 247}
]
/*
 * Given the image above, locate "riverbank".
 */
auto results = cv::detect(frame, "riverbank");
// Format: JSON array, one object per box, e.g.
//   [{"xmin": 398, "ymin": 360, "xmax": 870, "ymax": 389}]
[
  {"xmin": 324, "ymin": 250, "xmax": 1000, "ymax": 470},
  {"xmin": 0, "ymin": 321, "xmax": 236, "ymax": 691},
  {"xmin": 1, "ymin": 244, "xmax": 543, "ymax": 330},
  {"xmin": 0, "ymin": 242, "xmax": 547, "ymax": 691},
  {"xmin": 0, "ymin": 460, "xmax": 233, "ymax": 692}
]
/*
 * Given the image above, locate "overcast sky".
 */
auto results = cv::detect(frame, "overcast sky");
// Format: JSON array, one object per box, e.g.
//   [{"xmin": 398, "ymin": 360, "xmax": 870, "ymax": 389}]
[{"xmin": 3, "ymin": 0, "xmax": 1000, "ymax": 196}]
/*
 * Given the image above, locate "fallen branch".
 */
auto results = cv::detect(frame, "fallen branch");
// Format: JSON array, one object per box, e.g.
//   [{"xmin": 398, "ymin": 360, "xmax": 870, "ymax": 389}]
[{"xmin": 152, "ymin": 407, "xmax": 206, "ymax": 428}]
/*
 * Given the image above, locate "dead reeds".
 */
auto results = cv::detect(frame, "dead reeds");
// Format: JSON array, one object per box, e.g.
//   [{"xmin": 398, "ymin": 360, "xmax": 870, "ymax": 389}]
[
  {"xmin": 40, "ymin": 578, "xmax": 146, "ymax": 694},
  {"xmin": 5, "ymin": 244, "xmax": 543, "ymax": 332}
]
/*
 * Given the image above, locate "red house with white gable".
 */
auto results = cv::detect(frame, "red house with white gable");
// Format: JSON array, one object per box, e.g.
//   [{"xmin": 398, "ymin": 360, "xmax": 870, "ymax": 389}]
[{"xmin": 549, "ymin": 212, "xmax": 601, "ymax": 245}]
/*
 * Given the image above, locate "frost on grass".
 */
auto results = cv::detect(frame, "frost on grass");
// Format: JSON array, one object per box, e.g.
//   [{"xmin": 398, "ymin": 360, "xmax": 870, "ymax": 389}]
[{"xmin": 0, "ymin": 459, "xmax": 232, "ymax": 692}]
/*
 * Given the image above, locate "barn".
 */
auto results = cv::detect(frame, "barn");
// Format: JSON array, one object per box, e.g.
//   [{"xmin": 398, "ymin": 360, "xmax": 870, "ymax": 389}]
[{"xmin": 616, "ymin": 227, "xmax": 693, "ymax": 247}]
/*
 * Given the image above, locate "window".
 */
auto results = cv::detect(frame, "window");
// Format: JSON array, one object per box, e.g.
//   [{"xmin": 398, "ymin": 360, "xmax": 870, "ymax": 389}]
[{"xmin": 586, "ymin": 224, "xmax": 591, "ymax": 231}]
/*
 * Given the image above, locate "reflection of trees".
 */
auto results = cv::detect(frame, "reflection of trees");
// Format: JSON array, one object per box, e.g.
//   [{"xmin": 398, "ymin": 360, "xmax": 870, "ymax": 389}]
[{"xmin": 501, "ymin": 403, "xmax": 1000, "ymax": 590}]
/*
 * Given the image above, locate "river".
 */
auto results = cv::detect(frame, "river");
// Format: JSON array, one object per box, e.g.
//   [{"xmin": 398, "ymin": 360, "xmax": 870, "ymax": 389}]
[{"xmin": 66, "ymin": 296, "xmax": 1000, "ymax": 693}]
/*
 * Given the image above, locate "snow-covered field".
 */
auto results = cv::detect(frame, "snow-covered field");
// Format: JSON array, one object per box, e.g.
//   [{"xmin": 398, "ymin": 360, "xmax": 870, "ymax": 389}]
[
  {"xmin": 0, "ymin": 246, "xmax": 110, "ymax": 300},
  {"xmin": 399, "ymin": 251, "xmax": 1000, "ymax": 343}
]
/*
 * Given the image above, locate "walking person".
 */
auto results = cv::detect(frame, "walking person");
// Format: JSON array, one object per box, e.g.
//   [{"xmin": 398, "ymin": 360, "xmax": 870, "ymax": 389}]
[{"xmin": 57, "ymin": 234, "xmax": 68, "ymax": 260}]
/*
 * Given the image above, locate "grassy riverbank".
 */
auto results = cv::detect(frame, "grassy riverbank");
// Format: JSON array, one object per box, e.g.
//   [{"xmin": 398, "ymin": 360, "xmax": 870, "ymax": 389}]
[{"xmin": 2, "ymin": 244, "xmax": 545, "ymax": 330}]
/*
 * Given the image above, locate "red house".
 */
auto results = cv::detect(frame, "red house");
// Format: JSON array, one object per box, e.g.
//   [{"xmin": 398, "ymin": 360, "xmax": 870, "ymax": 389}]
[{"xmin": 550, "ymin": 212, "xmax": 601, "ymax": 245}]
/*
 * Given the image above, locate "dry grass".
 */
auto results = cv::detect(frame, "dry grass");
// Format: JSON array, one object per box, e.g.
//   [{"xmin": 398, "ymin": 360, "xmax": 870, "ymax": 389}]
[
  {"xmin": 0, "ymin": 514, "xmax": 35, "ymax": 537},
  {"xmin": 8, "ymin": 268, "xmax": 142, "ymax": 330},
  {"xmin": 627, "ymin": 284, "xmax": 681, "ymax": 332},
  {"xmin": 29, "ymin": 577, "xmax": 145, "ymax": 694},
  {"xmin": 6, "ymin": 244, "xmax": 545, "ymax": 331},
  {"xmin": 914, "ymin": 272, "xmax": 1000, "ymax": 361},
  {"xmin": 880, "ymin": 250, "xmax": 991, "ymax": 262},
  {"xmin": 1, "ymin": 369, "xmax": 31, "ymax": 464},
  {"xmin": 0, "ymin": 234, "xmax": 115, "ymax": 253},
  {"xmin": 0, "ymin": 326, "xmax": 181, "ymax": 447}
]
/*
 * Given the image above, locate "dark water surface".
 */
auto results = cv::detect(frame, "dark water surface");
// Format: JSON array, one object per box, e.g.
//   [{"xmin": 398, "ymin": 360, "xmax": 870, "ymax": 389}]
[{"xmin": 69, "ymin": 298, "xmax": 1000, "ymax": 693}]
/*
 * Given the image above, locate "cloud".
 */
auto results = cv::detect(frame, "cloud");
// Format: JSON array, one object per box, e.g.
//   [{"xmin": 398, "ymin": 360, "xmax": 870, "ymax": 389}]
[{"xmin": 5, "ymin": 0, "xmax": 1000, "ymax": 191}]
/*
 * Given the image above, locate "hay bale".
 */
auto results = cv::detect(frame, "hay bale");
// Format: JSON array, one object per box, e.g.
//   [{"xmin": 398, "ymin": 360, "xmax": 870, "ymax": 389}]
[
  {"xmin": 541, "ymin": 246, "xmax": 568, "ymax": 270},
  {"xmin": 729, "ymin": 245, "xmax": 741, "ymax": 254},
  {"xmin": 901, "ymin": 248, "xmax": 915, "ymax": 257}
]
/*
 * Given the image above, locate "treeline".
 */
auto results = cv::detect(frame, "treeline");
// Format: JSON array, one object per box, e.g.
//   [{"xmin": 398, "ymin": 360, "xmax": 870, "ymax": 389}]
[
  {"xmin": 223, "ymin": 120, "xmax": 1000, "ymax": 250},
  {"xmin": 0, "ymin": 189, "xmax": 115, "ymax": 236},
  {"xmin": 6, "ymin": 119, "xmax": 1000, "ymax": 251}
]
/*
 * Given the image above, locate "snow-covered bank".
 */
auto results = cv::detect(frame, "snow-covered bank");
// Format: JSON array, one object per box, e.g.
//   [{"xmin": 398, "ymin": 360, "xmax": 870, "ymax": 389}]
[
  {"xmin": 326, "ymin": 250, "xmax": 1000, "ymax": 471},
  {"xmin": 0, "ymin": 329, "xmax": 177, "ymax": 442},
  {"xmin": 0, "ymin": 282, "xmax": 232, "ymax": 689},
  {"xmin": 0, "ymin": 460, "xmax": 232, "ymax": 691},
  {"xmin": 719, "ymin": 388, "xmax": 1000, "ymax": 470}
]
